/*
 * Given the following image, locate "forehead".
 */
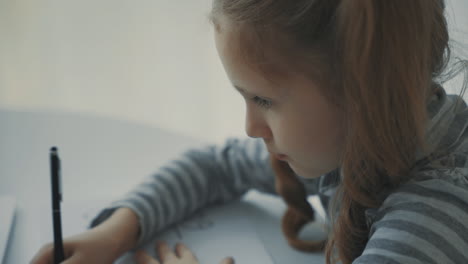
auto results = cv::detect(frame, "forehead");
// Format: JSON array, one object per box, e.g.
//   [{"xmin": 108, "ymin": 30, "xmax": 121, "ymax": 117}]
[{"xmin": 214, "ymin": 19, "xmax": 294, "ymax": 97}]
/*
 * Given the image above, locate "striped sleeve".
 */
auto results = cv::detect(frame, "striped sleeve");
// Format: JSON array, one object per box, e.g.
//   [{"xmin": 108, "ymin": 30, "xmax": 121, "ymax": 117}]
[
  {"xmin": 88, "ymin": 136, "xmax": 298, "ymax": 249},
  {"xmin": 353, "ymin": 177, "xmax": 468, "ymax": 264}
]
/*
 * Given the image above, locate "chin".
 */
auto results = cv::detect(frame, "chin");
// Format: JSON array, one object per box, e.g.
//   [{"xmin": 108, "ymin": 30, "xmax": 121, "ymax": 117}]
[
  {"xmin": 288, "ymin": 162, "xmax": 304, "ymax": 177},
  {"xmin": 290, "ymin": 162, "xmax": 321, "ymax": 179}
]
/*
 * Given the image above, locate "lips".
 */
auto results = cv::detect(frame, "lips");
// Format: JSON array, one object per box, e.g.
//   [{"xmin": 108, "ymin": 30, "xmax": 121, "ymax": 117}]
[
  {"xmin": 269, "ymin": 151, "xmax": 288, "ymax": 160},
  {"xmin": 274, "ymin": 153, "xmax": 288, "ymax": 160}
]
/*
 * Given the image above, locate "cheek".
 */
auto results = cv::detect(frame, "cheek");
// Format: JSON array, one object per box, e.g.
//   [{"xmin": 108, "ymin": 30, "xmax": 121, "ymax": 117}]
[
  {"xmin": 273, "ymin": 96, "xmax": 342, "ymax": 155},
  {"xmin": 306, "ymin": 102, "xmax": 342, "ymax": 146},
  {"xmin": 288, "ymin": 111, "xmax": 340, "ymax": 159}
]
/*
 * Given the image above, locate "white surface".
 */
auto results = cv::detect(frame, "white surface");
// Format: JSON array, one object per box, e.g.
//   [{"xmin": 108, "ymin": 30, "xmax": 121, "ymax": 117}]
[
  {"xmin": 0, "ymin": 108, "xmax": 207, "ymax": 264},
  {"xmin": 38, "ymin": 199, "xmax": 275, "ymax": 264},
  {"xmin": 0, "ymin": 109, "xmax": 326, "ymax": 264},
  {"xmin": 142, "ymin": 200, "xmax": 274, "ymax": 264},
  {"xmin": 0, "ymin": 196, "xmax": 15, "ymax": 263},
  {"xmin": 34, "ymin": 192, "xmax": 327, "ymax": 264}
]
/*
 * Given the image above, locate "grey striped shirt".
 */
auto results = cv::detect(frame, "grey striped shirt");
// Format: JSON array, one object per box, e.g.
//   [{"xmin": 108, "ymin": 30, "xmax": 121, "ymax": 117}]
[{"xmin": 90, "ymin": 85, "xmax": 468, "ymax": 263}]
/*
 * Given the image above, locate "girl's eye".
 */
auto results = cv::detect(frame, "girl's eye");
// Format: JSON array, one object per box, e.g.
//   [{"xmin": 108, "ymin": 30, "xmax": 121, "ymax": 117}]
[{"xmin": 252, "ymin": 96, "xmax": 272, "ymax": 109}]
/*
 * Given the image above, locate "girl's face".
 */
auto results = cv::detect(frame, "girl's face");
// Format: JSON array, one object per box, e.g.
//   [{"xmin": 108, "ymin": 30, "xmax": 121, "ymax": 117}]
[{"xmin": 213, "ymin": 16, "xmax": 344, "ymax": 179}]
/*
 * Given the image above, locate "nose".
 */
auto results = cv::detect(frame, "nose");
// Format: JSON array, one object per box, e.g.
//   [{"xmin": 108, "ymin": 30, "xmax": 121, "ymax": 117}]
[{"xmin": 245, "ymin": 105, "xmax": 272, "ymax": 139}]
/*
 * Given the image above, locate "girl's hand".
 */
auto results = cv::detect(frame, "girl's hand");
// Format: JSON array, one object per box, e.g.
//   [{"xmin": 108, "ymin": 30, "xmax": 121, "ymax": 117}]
[
  {"xmin": 134, "ymin": 241, "xmax": 235, "ymax": 264},
  {"xmin": 30, "ymin": 228, "xmax": 124, "ymax": 264}
]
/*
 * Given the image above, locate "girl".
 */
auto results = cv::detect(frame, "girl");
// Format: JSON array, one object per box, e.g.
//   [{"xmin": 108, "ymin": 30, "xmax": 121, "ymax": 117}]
[{"xmin": 32, "ymin": 0, "xmax": 468, "ymax": 264}]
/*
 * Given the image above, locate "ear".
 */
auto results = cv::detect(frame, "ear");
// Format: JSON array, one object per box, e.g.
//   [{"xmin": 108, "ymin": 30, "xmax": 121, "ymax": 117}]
[{"xmin": 269, "ymin": 154, "xmax": 327, "ymax": 252}]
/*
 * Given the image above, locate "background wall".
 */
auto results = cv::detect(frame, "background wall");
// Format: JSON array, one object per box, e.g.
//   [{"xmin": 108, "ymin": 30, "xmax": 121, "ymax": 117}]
[{"xmin": 0, "ymin": 0, "xmax": 467, "ymax": 144}]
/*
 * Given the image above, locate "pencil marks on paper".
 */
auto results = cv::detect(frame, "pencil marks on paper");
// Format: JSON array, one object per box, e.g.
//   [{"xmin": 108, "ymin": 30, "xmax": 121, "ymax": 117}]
[{"xmin": 172, "ymin": 210, "xmax": 215, "ymax": 240}]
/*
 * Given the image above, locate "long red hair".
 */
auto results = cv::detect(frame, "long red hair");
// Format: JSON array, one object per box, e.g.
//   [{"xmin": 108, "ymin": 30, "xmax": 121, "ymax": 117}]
[{"xmin": 208, "ymin": 1, "xmax": 468, "ymax": 263}]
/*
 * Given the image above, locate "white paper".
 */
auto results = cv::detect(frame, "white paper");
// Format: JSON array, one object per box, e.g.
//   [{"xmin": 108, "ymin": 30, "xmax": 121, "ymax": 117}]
[
  {"xmin": 60, "ymin": 199, "xmax": 275, "ymax": 264},
  {"xmin": 0, "ymin": 196, "xmax": 16, "ymax": 263}
]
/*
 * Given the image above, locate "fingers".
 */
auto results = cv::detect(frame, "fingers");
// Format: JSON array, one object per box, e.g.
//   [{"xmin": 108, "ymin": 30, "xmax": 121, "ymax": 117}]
[
  {"xmin": 220, "ymin": 256, "xmax": 235, "ymax": 264},
  {"xmin": 61, "ymin": 255, "xmax": 83, "ymax": 264},
  {"xmin": 30, "ymin": 241, "xmax": 77, "ymax": 264},
  {"xmin": 30, "ymin": 243, "xmax": 54, "ymax": 264},
  {"xmin": 155, "ymin": 241, "xmax": 178, "ymax": 262},
  {"xmin": 134, "ymin": 241, "xmax": 200, "ymax": 264},
  {"xmin": 134, "ymin": 250, "xmax": 160, "ymax": 264},
  {"xmin": 174, "ymin": 242, "xmax": 198, "ymax": 261}
]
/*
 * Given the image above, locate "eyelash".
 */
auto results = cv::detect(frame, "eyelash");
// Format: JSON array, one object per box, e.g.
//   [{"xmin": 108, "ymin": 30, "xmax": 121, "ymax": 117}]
[{"xmin": 251, "ymin": 96, "xmax": 272, "ymax": 109}]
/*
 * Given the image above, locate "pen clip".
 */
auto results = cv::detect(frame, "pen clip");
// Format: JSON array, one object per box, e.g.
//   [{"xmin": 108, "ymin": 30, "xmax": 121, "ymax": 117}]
[
  {"xmin": 58, "ymin": 154, "xmax": 62, "ymax": 202},
  {"xmin": 50, "ymin": 146, "xmax": 63, "ymax": 202}
]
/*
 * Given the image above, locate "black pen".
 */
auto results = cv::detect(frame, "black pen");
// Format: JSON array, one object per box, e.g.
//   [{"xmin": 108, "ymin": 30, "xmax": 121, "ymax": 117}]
[{"xmin": 50, "ymin": 147, "xmax": 65, "ymax": 264}]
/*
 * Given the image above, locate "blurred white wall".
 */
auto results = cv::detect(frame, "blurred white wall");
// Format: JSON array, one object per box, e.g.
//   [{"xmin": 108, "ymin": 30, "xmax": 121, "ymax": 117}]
[
  {"xmin": 0, "ymin": 0, "xmax": 244, "ymax": 144},
  {"xmin": 0, "ymin": 0, "xmax": 467, "ymax": 144}
]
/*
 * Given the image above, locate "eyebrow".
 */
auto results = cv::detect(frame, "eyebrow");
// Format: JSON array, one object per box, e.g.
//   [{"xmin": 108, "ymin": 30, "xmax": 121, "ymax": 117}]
[
  {"xmin": 233, "ymin": 85, "xmax": 250, "ymax": 95},
  {"xmin": 232, "ymin": 84, "xmax": 278, "ymax": 102},
  {"xmin": 234, "ymin": 84, "xmax": 261, "ymax": 95}
]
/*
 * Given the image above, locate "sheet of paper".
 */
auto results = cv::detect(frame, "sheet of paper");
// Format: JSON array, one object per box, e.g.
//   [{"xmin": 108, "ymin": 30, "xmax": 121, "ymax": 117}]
[
  {"xmin": 57, "ymin": 199, "xmax": 275, "ymax": 264},
  {"xmin": 0, "ymin": 196, "xmax": 16, "ymax": 263}
]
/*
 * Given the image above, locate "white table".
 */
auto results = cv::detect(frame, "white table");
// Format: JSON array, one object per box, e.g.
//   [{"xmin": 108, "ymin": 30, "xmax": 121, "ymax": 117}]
[{"xmin": 0, "ymin": 108, "xmax": 326, "ymax": 264}]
